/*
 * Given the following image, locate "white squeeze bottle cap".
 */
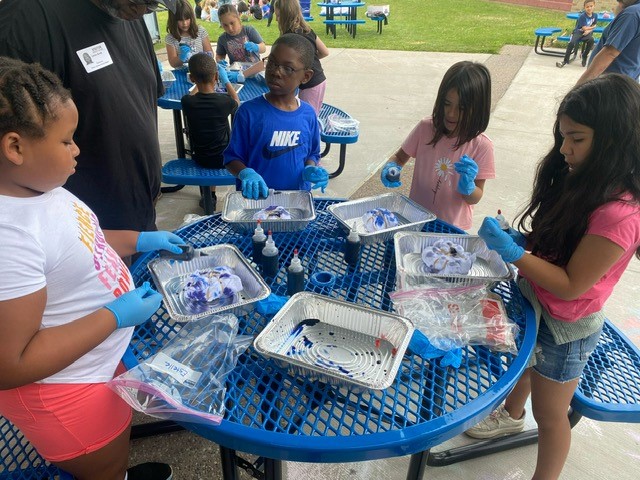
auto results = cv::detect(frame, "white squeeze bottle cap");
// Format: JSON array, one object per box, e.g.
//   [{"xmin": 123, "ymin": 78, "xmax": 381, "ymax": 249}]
[
  {"xmin": 253, "ymin": 219, "xmax": 266, "ymax": 241},
  {"xmin": 347, "ymin": 222, "xmax": 360, "ymax": 242},
  {"xmin": 263, "ymin": 231, "xmax": 278, "ymax": 255},
  {"xmin": 496, "ymin": 209, "xmax": 510, "ymax": 230},
  {"xmin": 289, "ymin": 249, "xmax": 303, "ymax": 272}
]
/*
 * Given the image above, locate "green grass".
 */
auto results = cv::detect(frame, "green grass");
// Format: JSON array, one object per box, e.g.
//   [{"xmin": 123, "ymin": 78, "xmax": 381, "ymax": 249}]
[{"xmin": 155, "ymin": 0, "xmax": 578, "ymax": 54}]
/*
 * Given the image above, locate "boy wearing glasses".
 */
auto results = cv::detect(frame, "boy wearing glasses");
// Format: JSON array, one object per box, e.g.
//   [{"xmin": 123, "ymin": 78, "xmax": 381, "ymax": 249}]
[{"xmin": 224, "ymin": 34, "xmax": 329, "ymax": 199}]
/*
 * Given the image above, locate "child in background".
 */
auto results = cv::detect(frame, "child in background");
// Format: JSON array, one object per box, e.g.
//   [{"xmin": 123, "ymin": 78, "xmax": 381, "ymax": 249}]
[
  {"xmin": 274, "ymin": 0, "xmax": 330, "ymax": 114},
  {"xmin": 223, "ymin": 34, "xmax": 328, "ymax": 199},
  {"xmin": 0, "ymin": 57, "xmax": 185, "ymax": 480},
  {"xmin": 182, "ymin": 53, "xmax": 239, "ymax": 211},
  {"xmin": 216, "ymin": 3, "xmax": 266, "ymax": 64},
  {"xmin": 201, "ymin": 0, "xmax": 219, "ymax": 23},
  {"xmin": 557, "ymin": 0, "xmax": 598, "ymax": 68},
  {"xmin": 380, "ymin": 61, "xmax": 494, "ymax": 231},
  {"xmin": 166, "ymin": 0, "xmax": 213, "ymax": 69},
  {"xmin": 468, "ymin": 73, "xmax": 640, "ymax": 479}
]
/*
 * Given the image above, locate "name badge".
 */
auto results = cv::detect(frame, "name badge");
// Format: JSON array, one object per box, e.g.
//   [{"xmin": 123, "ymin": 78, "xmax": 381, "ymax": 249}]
[{"xmin": 76, "ymin": 42, "xmax": 113, "ymax": 73}]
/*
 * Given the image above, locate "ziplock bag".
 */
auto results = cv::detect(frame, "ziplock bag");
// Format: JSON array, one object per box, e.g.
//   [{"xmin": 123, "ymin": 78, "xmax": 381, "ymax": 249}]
[
  {"xmin": 108, "ymin": 313, "xmax": 252, "ymax": 425},
  {"xmin": 390, "ymin": 284, "xmax": 519, "ymax": 354}
]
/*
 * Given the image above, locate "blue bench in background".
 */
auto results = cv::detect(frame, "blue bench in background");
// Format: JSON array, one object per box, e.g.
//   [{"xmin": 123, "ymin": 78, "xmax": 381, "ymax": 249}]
[
  {"xmin": 318, "ymin": 103, "xmax": 359, "ymax": 179},
  {"xmin": 534, "ymin": 27, "xmax": 564, "ymax": 57}
]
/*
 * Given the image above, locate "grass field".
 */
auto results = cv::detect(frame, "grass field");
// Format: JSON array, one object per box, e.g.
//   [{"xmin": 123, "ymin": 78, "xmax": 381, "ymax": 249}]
[{"xmin": 154, "ymin": 0, "xmax": 579, "ymax": 54}]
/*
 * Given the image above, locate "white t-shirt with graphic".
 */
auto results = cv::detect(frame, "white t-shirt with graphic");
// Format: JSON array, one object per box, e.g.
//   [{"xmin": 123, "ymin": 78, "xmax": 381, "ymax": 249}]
[
  {"xmin": 0, "ymin": 188, "xmax": 135, "ymax": 384},
  {"xmin": 402, "ymin": 117, "xmax": 495, "ymax": 231}
]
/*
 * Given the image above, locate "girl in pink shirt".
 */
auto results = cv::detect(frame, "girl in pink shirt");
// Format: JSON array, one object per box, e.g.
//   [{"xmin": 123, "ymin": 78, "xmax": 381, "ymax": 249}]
[
  {"xmin": 380, "ymin": 61, "xmax": 494, "ymax": 230},
  {"xmin": 470, "ymin": 73, "xmax": 640, "ymax": 479}
]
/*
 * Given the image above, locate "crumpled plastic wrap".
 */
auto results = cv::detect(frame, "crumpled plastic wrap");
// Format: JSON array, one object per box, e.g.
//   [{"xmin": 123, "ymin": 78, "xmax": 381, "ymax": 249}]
[
  {"xmin": 107, "ymin": 313, "xmax": 252, "ymax": 425},
  {"xmin": 390, "ymin": 285, "xmax": 519, "ymax": 355}
]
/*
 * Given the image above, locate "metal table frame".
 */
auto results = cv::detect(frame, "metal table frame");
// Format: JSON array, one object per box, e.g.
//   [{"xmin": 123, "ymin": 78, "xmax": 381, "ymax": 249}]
[{"xmin": 128, "ymin": 198, "xmax": 536, "ymax": 480}]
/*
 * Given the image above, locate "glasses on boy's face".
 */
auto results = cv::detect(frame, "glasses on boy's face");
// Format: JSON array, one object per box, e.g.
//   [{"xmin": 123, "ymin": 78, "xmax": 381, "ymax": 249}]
[
  {"xmin": 128, "ymin": 0, "xmax": 162, "ymax": 12},
  {"xmin": 262, "ymin": 58, "xmax": 305, "ymax": 77}
]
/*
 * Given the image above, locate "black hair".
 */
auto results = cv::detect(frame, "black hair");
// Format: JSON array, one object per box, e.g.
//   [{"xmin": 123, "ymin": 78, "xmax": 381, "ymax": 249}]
[
  {"xmin": 188, "ymin": 53, "xmax": 216, "ymax": 83},
  {"xmin": 517, "ymin": 73, "xmax": 640, "ymax": 264},
  {"xmin": 218, "ymin": 3, "xmax": 240, "ymax": 18},
  {"xmin": 0, "ymin": 56, "xmax": 72, "ymax": 139},
  {"xmin": 167, "ymin": 0, "xmax": 198, "ymax": 39},
  {"xmin": 430, "ymin": 61, "xmax": 491, "ymax": 149},
  {"xmin": 271, "ymin": 33, "xmax": 314, "ymax": 69}
]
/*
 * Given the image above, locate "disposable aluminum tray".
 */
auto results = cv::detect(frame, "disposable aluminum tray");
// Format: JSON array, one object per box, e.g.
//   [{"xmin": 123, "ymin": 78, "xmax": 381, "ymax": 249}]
[
  {"xmin": 394, "ymin": 232, "xmax": 514, "ymax": 289},
  {"xmin": 327, "ymin": 193, "xmax": 436, "ymax": 244},
  {"xmin": 148, "ymin": 244, "xmax": 270, "ymax": 322},
  {"xmin": 222, "ymin": 190, "xmax": 316, "ymax": 233},
  {"xmin": 254, "ymin": 292, "xmax": 414, "ymax": 390}
]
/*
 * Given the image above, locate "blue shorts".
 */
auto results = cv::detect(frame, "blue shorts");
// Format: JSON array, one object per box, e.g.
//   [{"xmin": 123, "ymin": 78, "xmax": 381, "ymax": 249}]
[{"xmin": 533, "ymin": 318, "xmax": 603, "ymax": 383}]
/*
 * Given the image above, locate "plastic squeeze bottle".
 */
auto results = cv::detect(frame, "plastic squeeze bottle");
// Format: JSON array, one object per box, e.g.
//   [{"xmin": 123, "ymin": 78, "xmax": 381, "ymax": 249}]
[
  {"xmin": 344, "ymin": 222, "xmax": 361, "ymax": 267},
  {"xmin": 495, "ymin": 210, "xmax": 510, "ymax": 232},
  {"xmin": 287, "ymin": 249, "xmax": 305, "ymax": 296},
  {"xmin": 261, "ymin": 230, "xmax": 280, "ymax": 279},
  {"xmin": 252, "ymin": 220, "xmax": 267, "ymax": 266}
]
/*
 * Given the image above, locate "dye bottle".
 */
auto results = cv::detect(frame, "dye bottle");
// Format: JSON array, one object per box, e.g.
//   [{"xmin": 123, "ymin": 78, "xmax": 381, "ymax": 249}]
[
  {"xmin": 252, "ymin": 220, "xmax": 267, "ymax": 266},
  {"xmin": 344, "ymin": 223, "xmax": 361, "ymax": 267},
  {"xmin": 261, "ymin": 230, "xmax": 280, "ymax": 279},
  {"xmin": 287, "ymin": 249, "xmax": 305, "ymax": 296},
  {"xmin": 495, "ymin": 209, "xmax": 510, "ymax": 232}
]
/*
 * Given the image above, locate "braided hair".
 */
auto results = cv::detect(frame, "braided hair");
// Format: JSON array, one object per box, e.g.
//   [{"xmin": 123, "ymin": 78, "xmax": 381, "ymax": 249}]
[{"xmin": 0, "ymin": 56, "xmax": 72, "ymax": 140}]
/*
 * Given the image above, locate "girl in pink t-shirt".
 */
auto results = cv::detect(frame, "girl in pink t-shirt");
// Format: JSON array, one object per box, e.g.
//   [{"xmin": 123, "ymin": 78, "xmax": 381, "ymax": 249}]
[
  {"xmin": 380, "ymin": 61, "xmax": 494, "ymax": 230},
  {"xmin": 470, "ymin": 74, "xmax": 640, "ymax": 479}
]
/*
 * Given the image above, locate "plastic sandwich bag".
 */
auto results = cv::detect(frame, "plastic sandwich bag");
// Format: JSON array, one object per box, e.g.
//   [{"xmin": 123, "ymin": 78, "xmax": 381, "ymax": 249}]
[
  {"xmin": 390, "ymin": 284, "xmax": 520, "ymax": 355},
  {"xmin": 107, "ymin": 313, "xmax": 252, "ymax": 426}
]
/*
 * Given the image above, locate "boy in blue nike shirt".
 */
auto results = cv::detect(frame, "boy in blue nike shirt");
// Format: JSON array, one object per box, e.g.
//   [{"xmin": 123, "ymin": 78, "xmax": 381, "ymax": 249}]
[{"xmin": 223, "ymin": 33, "xmax": 328, "ymax": 199}]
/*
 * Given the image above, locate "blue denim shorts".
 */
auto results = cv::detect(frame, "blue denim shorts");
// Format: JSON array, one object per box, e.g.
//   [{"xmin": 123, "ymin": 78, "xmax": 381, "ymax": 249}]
[{"xmin": 533, "ymin": 318, "xmax": 603, "ymax": 383}]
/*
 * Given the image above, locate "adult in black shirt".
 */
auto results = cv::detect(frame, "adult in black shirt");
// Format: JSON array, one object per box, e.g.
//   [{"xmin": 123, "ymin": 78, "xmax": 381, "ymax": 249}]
[{"xmin": 0, "ymin": 0, "xmax": 176, "ymax": 232}]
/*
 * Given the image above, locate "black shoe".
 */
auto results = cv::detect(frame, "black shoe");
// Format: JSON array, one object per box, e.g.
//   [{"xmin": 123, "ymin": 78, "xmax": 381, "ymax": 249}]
[
  {"xmin": 198, "ymin": 192, "xmax": 217, "ymax": 211},
  {"xmin": 127, "ymin": 462, "xmax": 173, "ymax": 480},
  {"xmin": 556, "ymin": 61, "xmax": 565, "ymax": 68}
]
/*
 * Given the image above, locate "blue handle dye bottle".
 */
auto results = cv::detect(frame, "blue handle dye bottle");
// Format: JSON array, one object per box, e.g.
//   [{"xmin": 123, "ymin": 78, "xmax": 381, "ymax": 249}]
[
  {"xmin": 287, "ymin": 249, "xmax": 305, "ymax": 296},
  {"xmin": 261, "ymin": 230, "xmax": 280, "ymax": 279}
]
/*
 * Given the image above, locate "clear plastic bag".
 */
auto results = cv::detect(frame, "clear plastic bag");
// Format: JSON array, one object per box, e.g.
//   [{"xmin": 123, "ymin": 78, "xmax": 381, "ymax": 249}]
[
  {"xmin": 107, "ymin": 313, "xmax": 252, "ymax": 425},
  {"xmin": 325, "ymin": 114, "xmax": 360, "ymax": 135},
  {"xmin": 390, "ymin": 285, "xmax": 519, "ymax": 354}
]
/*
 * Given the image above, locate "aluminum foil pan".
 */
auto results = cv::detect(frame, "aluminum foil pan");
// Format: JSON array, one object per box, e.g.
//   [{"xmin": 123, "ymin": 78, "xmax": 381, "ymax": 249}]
[
  {"xmin": 394, "ymin": 232, "xmax": 514, "ymax": 289},
  {"xmin": 254, "ymin": 293, "xmax": 414, "ymax": 390},
  {"xmin": 327, "ymin": 193, "xmax": 436, "ymax": 244},
  {"xmin": 148, "ymin": 244, "xmax": 270, "ymax": 322},
  {"xmin": 222, "ymin": 190, "xmax": 316, "ymax": 233}
]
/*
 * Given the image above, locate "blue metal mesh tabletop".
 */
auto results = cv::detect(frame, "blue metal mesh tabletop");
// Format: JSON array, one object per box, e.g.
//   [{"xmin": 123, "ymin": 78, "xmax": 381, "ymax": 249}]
[{"xmin": 128, "ymin": 199, "xmax": 536, "ymax": 463}]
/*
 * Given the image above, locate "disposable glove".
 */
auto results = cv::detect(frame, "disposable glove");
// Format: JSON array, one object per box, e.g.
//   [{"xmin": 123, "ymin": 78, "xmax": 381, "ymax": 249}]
[
  {"xmin": 478, "ymin": 217, "xmax": 525, "ymax": 263},
  {"xmin": 217, "ymin": 63, "xmax": 230, "ymax": 85},
  {"xmin": 256, "ymin": 293, "xmax": 288, "ymax": 316},
  {"xmin": 303, "ymin": 165, "xmax": 329, "ymax": 193},
  {"xmin": 380, "ymin": 161, "xmax": 402, "ymax": 188},
  {"xmin": 217, "ymin": 59, "xmax": 229, "ymax": 68},
  {"xmin": 136, "ymin": 231, "xmax": 185, "ymax": 254},
  {"xmin": 454, "ymin": 154, "xmax": 479, "ymax": 195},
  {"xmin": 238, "ymin": 168, "xmax": 269, "ymax": 200},
  {"xmin": 227, "ymin": 70, "xmax": 245, "ymax": 83},
  {"xmin": 178, "ymin": 44, "xmax": 191, "ymax": 63},
  {"xmin": 407, "ymin": 330, "xmax": 462, "ymax": 369},
  {"xmin": 506, "ymin": 227, "xmax": 527, "ymax": 248},
  {"xmin": 244, "ymin": 41, "xmax": 259, "ymax": 53},
  {"xmin": 104, "ymin": 282, "xmax": 163, "ymax": 329}
]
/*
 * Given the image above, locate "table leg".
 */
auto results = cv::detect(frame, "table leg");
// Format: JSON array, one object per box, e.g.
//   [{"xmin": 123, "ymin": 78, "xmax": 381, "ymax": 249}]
[
  {"xmin": 219, "ymin": 446, "xmax": 241, "ymax": 479},
  {"xmin": 263, "ymin": 459, "xmax": 283, "ymax": 480},
  {"xmin": 406, "ymin": 451, "xmax": 430, "ymax": 480}
]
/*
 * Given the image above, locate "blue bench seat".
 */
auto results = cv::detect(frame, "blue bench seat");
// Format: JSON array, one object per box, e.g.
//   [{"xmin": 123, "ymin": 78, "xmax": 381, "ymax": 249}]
[{"xmin": 318, "ymin": 103, "xmax": 359, "ymax": 179}]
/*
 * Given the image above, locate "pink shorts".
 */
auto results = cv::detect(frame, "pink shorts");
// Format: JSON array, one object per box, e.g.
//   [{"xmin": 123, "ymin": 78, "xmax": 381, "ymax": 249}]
[
  {"xmin": 0, "ymin": 367, "xmax": 132, "ymax": 462},
  {"xmin": 299, "ymin": 80, "xmax": 326, "ymax": 115}
]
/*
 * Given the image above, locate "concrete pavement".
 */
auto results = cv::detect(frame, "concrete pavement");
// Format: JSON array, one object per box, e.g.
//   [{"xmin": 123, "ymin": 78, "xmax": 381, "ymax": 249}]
[{"xmin": 130, "ymin": 46, "xmax": 640, "ymax": 479}]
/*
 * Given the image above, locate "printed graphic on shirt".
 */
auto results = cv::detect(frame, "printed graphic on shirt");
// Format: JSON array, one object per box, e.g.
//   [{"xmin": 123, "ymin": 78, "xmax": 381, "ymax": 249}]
[
  {"xmin": 227, "ymin": 37, "xmax": 259, "ymax": 63},
  {"xmin": 263, "ymin": 130, "xmax": 302, "ymax": 159},
  {"xmin": 73, "ymin": 202, "xmax": 132, "ymax": 298},
  {"xmin": 432, "ymin": 157, "xmax": 454, "ymax": 204},
  {"xmin": 76, "ymin": 42, "xmax": 114, "ymax": 73}
]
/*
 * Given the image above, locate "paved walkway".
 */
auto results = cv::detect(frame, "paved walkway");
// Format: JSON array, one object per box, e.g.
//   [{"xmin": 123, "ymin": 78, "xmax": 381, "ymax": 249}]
[{"xmin": 131, "ymin": 46, "xmax": 640, "ymax": 479}]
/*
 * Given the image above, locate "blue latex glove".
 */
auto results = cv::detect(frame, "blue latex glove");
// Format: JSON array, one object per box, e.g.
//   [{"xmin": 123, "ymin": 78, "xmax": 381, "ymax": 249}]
[
  {"xmin": 104, "ymin": 282, "xmax": 163, "ymax": 329},
  {"xmin": 407, "ymin": 330, "xmax": 462, "ymax": 368},
  {"xmin": 478, "ymin": 217, "xmax": 525, "ymax": 263},
  {"xmin": 178, "ymin": 44, "xmax": 191, "ymax": 63},
  {"xmin": 244, "ymin": 41, "xmax": 259, "ymax": 53},
  {"xmin": 256, "ymin": 293, "xmax": 288, "ymax": 316},
  {"xmin": 136, "ymin": 231, "xmax": 185, "ymax": 254},
  {"xmin": 380, "ymin": 161, "xmax": 402, "ymax": 188},
  {"xmin": 227, "ymin": 70, "xmax": 245, "ymax": 83},
  {"xmin": 217, "ymin": 59, "xmax": 229, "ymax": 68},
  {"xmin": 303, "ymin": 165, "xmax": 329, "ymax": 193},
  {"xmin": 454, "ymin": 154, "xmax": 479, "ymax": 195},
  {"xmin": 238, "ymin": 167, "xmax": 269, "ymax": 200},
  {"xmin": 506, "ymin": 227, "xmax": 527, "ymax": 248},
  {"xmin": 217, "ymin": 63, "xmax": 230, "ymax": 86}
]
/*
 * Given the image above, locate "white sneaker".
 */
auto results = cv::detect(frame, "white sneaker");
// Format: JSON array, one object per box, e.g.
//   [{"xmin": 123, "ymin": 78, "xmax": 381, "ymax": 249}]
[{"xmin": 464, "ymin": 405, "xmax": 525, "ymax": 439}]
